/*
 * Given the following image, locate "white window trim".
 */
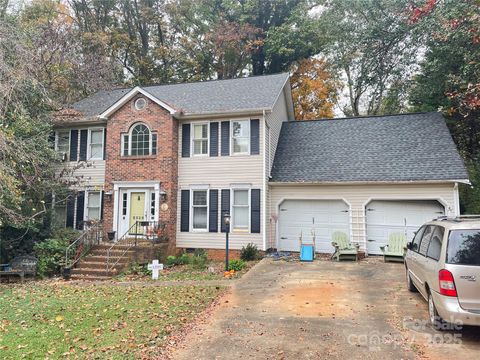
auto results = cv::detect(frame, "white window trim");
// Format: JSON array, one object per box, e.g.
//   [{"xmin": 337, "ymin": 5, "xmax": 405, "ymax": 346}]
[
  {"xmin": 84, "ymin": 190, "xmax": 102, "ymax": 222},
  {"xmin": 191, "ymin": 189, "xmax": 209, "ymax": 232},
  {"xmin": 191, "ymin": 122, "xmax": 210, "ymax": 157},
  {"xmin": 231, "ymin": 188, "xmax": 251, "ymax": 233},
  {"xmin": 230, "ymin": 119, "xmax": 250, "ymax": 156},
  {"xmin": 55, "ymin": 130, "xmax": 71, "ymax": 159},
  {"xmin": 122, "ymin": 122, "xmax": 156, "ymax": 156},
  {"xmin": 87, "ymin": 127, "xmax": 105, "ymax": 160}
]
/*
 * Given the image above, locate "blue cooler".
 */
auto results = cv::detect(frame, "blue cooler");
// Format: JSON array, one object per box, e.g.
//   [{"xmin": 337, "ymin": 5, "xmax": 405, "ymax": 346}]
[{"xmin": 300, "ymin": 244, "xmax": 314, "ymax": 262}]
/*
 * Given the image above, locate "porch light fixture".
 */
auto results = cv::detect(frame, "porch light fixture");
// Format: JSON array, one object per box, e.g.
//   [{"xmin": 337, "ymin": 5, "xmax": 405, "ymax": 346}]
[
  {"xmin": 104, "ymin": 191, "xmax": 113, "ymax": 201},
  {"xmin": 159, "ymin": 191, "xmax": 167, "ymax": 202},
  {"xmin": 223, "ymin": 213, "xmax": 231, "ymax": 271}
]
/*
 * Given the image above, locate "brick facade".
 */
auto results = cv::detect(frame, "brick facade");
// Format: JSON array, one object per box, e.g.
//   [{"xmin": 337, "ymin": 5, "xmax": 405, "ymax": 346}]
[{"xmin": 103, "ymin": 96, "xmax": 178, "ymax": 252}]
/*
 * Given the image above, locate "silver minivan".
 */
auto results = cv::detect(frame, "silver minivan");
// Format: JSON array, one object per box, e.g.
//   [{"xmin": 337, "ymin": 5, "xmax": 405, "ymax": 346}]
[{"xmin": 405, "ymin": 216, "xmax": 480, "ymax": 328}]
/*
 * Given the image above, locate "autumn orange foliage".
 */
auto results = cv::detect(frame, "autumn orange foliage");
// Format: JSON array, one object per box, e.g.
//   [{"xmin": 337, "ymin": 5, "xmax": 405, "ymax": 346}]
[{"xmin": 290, "ymin": 58, "xmax": 338, "ymax": 120}]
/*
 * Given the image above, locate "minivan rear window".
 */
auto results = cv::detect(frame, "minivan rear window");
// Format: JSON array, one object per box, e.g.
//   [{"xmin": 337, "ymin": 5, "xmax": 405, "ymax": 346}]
[{"xmin": 447, "ymin": 230, "xmax": 480, "ymax": 266}]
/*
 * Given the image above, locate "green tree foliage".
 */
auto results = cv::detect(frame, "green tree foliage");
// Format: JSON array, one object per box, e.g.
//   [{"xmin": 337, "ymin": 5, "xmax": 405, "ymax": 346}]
[
  {"xmin": 318, "ymin": 0, "xmax": 420, "ymax": 116},
  {"xmin": 408, "ymin": 0, "xmax": 480, "ymax": 213}
]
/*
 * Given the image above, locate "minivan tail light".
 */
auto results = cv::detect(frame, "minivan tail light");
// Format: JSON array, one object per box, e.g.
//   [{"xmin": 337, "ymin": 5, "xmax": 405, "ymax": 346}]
[{"xmin": 439, "ymin": 269, "xmax": 457, "ymax": 297}]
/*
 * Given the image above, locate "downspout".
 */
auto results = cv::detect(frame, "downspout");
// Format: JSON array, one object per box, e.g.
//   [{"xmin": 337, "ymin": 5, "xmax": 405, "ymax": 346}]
[{"xmin": 262, "ymin": 109, "xmax": 267, "ymax": 251}]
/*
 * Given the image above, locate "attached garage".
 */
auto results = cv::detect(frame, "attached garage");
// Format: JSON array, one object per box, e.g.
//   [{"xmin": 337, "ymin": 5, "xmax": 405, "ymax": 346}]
[
  {"xmin": 365, "ymin": 200, "xmax": 445, "ymax": 255},
  {"xmin": 278, "ymin": 199, "xmax": 349, "ymax": 252},
  {"xmin": 268, "ymin": 112, "xmax": 469, "ymax": 253}
]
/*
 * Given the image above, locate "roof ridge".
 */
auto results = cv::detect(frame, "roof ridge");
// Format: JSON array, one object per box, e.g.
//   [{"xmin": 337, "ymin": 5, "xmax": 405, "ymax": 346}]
[{"xmin": 287, "ymin": 111, "xmax": 441, "ymax": 124}]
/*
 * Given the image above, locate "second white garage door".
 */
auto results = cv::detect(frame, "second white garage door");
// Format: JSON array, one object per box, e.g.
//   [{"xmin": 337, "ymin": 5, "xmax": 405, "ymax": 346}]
[
  {"xmin": 366, "ymin": 200, "xmax": 445, "ymax": 255},
  {"xmin": 278, "ymin": 200, "xmax": 350, "ymax": 252}
]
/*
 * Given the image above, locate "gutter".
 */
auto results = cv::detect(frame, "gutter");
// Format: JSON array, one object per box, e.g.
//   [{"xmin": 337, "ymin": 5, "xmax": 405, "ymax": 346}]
[
  {"xmin": 175, "ymin": 108, "xmax": 272, "ymax": 120},
  {"xmin": 269, "ymin": 179, "xmax": 471, "ymax": 186}
]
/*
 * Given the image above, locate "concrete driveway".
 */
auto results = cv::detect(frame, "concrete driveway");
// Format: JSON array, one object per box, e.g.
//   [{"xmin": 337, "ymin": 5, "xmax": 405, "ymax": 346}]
[{"xmin": 170, "ymin": 258, "xmax": 480, "ymax": 360}]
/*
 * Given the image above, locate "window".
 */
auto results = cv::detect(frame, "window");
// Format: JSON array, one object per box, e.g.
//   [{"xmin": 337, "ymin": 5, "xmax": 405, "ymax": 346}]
[
  {"xmin": 122, "ymin": 123, "xmax": 157, "ymax": 156},
  {"xmin": 427, "ymin": 226, "xmax": 444, "ymax": 261},
  {"xmin": 150, "ymin": 193, "xmax": 156, "ymax": 217},
  {"xmin": 232, "ymin": 120, "xmax": 250, "ymax": 154},
  {"xmin": 411, "ymin": 226, "xmax": 425, "ymax": 252},
  {"xmin": 86, "ymin": 191, "xmax": 101, "ymax": 220},
  {"xmin": 232, "ymin": 189, "xmax": 249, "ymax": 231},
  {"xmin": 419, "ymin": 225, "xmax": 434, "ymax": 256},
  {"xmin": 88, "ymin": 129, "xmax": 104, "ymax": 160},
  {"xmin": 56, "ymin": 130, "xmax": 70, "ymax": 158},
  {"xmin": 135, "ymin": 97, "xmax": 146, "ymax": 110},
  {"xmin": 122, "ymin": 193, "xmax": 127, "ymax": 216},
  {"xmin": 192, "ymin": 190, "xmax": 208, "ymax": 230},
  {"xmin": 192, "ymin": 123, "xmax": 208, "ymax": 155},
  {"xmin": 447, "ymin": 229, "xmax": 480, "ymax": 266},
  {"xmin": 54, "ymin": 198, "xmax": 67, "ymax": 228}
]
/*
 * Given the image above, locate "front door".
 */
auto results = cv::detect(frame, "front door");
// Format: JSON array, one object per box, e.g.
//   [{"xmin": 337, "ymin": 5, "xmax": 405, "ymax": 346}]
[{"xmin": 129, "ymin": 192, "xmax": 146, "ymax": 234}]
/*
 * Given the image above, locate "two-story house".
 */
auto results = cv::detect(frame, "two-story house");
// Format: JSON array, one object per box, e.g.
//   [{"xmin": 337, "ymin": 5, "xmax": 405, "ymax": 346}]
[{"xmin": 54, "ymin": 73, "xmax": 468, "ymax": 259}]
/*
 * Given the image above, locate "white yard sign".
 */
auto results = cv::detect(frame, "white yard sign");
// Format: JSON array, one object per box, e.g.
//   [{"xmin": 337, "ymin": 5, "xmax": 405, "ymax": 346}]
[{"xmin": 147, "ymin": 260, "xmax": 163, "ymax": 280}]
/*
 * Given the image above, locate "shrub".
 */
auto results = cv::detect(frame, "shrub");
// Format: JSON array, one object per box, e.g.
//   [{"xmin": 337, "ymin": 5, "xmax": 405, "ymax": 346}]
[
  {"xmin": 240, "ymin": 243, "xmax": 261, "ymax": 261},
  {"xmin": 33, "ymin": 228, "xmax": 80, "ymax": 278},
  {"xmin": 166, "ymin": 253, "xmax": 191, "ymax": 267},
  {"xmin": 190, "ymin": 250, "xmax": 208, "ymax": 269},
  {"xmin": 34, "ymin": 238, "xmax": 69, "ymax": 278},
  {"xmin": 228, "ymin": 259, "xmax": 246, "ymax": 271},
  {"xmin": 166, "ymin": 255, "xmax": 178, "ymax": 267}
]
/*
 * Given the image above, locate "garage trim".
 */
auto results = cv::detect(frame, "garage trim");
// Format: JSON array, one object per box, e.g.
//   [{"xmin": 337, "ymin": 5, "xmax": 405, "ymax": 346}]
[{"xmin": 275, "ymin": 196, "xmax": 352, "ymax": 251}]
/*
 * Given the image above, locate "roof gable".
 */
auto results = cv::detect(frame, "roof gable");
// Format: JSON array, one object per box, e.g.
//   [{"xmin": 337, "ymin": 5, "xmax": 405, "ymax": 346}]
[{"xmin": 270, "ymin": 112, "xmax": 469, "ymax": 183}]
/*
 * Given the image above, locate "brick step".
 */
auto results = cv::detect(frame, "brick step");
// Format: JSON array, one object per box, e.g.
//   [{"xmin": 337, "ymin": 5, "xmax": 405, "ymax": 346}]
[
  {"xmin": 90, "ymin": 249, "xmax": 135, "ymax": 256},
  {"xmin": 70, "ymin": 274, "xmax": 112, "ymax": 281},
  {"xmin": 71, "ymin": 268, "xmax": 119, "ymax": 277},
  {"xmin": 76, "ymin": 261, "xmax": 129, "ymax": 270}
]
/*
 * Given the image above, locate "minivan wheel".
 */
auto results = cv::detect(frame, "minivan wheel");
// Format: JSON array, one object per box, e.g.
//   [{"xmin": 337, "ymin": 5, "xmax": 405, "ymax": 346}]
[
  {"xmin": 406, "ymin": 269, "xmax": 417, "ymax": 292},
  {"xmin": 428, "ymin": 293, "xmax": 444, "ymax": 330}
]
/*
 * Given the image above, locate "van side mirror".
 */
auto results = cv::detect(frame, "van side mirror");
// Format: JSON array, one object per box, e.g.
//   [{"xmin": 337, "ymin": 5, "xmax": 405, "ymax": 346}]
[{"xmin": 406, "ymin": 242, "xmax": 413, "ymax": 250}]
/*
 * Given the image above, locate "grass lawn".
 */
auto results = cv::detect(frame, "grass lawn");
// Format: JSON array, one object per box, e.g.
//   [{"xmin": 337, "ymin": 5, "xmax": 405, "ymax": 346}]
[{"xmin": 0, "ymin": 283, "xmax": 223, "ymax": 359}]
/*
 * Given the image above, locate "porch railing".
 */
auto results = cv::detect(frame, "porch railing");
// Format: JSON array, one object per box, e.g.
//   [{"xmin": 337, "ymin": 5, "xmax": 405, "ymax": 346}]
[
  {"xmin": 105, "ymin": 221, "xmax": 164, "ymax": 273},
  {"xmin": 64, "ymin": 221, "xmax": 103, "ymax": 270}
]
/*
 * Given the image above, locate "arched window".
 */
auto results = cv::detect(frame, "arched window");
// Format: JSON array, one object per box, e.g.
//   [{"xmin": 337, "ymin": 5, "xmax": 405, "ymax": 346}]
[{"xmin": 122, "ymin": 123, "xmax": 157, "ymax": 156}]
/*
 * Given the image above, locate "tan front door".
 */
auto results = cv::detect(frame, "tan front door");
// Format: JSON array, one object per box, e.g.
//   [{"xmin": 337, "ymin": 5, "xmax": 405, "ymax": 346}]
[{"xmin": 129, "ymin": 192, "xmax": 146, "ymax": 234}]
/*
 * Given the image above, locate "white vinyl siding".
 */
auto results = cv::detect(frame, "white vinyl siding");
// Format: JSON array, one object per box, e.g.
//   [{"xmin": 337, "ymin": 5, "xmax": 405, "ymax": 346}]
[
  {"xmin": 177, "ymin": 116, "xmax": 264, "ymax": 250},
  {"xmin": 270, "ymin": 182, "xmax": 458, "ymax": 253}
]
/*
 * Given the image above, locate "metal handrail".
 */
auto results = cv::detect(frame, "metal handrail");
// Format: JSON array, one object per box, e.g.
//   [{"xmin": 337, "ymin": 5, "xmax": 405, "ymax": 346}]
[
  {"xmin": 65, "ymin": 221, "xmax": 102, "ymax": 269},
  {"xmin": 105, "ymin": 221, "xmax": 162, "ymax": 273}
]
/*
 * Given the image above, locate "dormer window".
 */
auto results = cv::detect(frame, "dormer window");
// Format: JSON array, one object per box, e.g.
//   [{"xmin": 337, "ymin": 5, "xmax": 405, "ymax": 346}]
[{"xmin": 121, "ymin": 123, "xmax": 157, "ymax": 156}]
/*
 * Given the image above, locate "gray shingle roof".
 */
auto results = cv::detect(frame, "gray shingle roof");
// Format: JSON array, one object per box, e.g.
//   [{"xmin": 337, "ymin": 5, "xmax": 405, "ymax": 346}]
[
  {"xmin": 270, "ymin": 112, "xmax": 469, "ymax": 183},
  {"xmin": 71, "ymin": 73, "xmax": 289, "ymax": 117}
]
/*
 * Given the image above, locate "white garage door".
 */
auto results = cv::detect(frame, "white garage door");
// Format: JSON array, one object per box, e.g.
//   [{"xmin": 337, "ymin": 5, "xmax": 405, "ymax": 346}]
[
  {"xmin": 366, "ymin": 200, "xmax": 445, "ymax": 255},
  {"xmin": 278, "ymin": 200, "xmax": 350, "ymax": 252}
]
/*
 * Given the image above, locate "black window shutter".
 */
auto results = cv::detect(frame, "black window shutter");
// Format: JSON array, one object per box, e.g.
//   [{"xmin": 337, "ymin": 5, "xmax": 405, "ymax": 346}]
[
  {"xmin": 221, "ymin": 189, "xmax": 230, "ymax": 232},
  {"xmin": 69, "ymin": 129, "xmax": 78, "ymax": 161},
  {"xmin": 221, "ymin": 121, "xmax": 230, "ymax": 156},
  {"xmin": 180, "ymin": 190, "xmax": 190, "ymax": 232},
  {"xmin": 209, "ymin": 190, "xmax": 218, "ymax": 232},
  {"xmin": 250, "ymin": 119, "xmax": 260, "ymax": 155},
  {"xmin": 100, "ymin": 191, "xmax": 104, "ymax": 220},
  {"xmin": 103, "ymin": 128, "xmax": 107, "ymax": 160},
  {"xmin": 79, "ymin": 129, "xmax": 88, "ymax": 161},
  {"xmin": 66, "ymin": 195, "xmax": 75, "ymax": 228},
  {"xmin": 251, "ymin": 189, "xmax": 261, "ymax": 233},
  {"xmin": 48, "ymin": 132, "xmax": 55, "ymax": 149},
  {"xmin": 182, "ymin": 124, "xmax": 190, "ymax": 157},
  {"xmin": 209, "ymin": 122, "xmax": 219, "ymax": 157},
  {"xmin": 76, "ymin": 192, "xmax": 85, "ymax": 230}
]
